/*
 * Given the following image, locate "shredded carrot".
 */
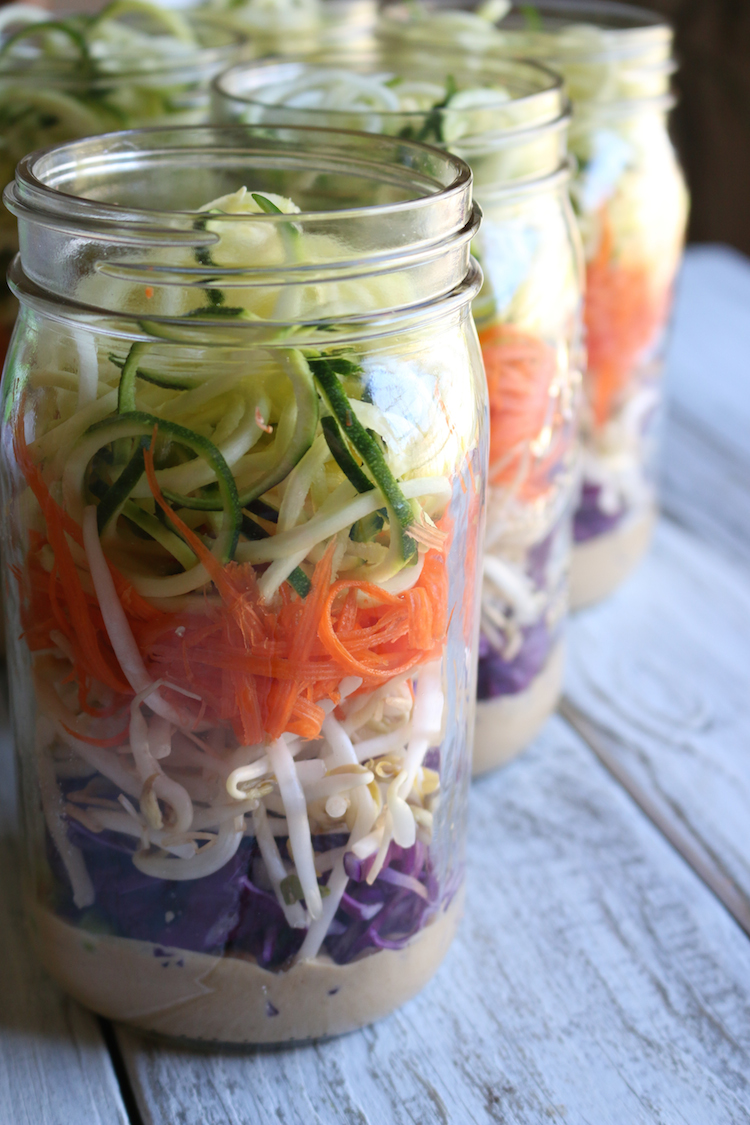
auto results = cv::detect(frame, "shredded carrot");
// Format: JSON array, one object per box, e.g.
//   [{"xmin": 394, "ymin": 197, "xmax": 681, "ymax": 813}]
[
  {"xmin": 585, "ymin": 209, "xmax": 671, "ymax": 426},
  {"xmin": 265, "ymin": 541, "xmax": 337, "ymax": 739},
  {"xmin": 17, "ymin": 407, "xmax": 454, "ymax": 746},
  {"xmin": 61, "ymin": 722, "xmax": 130, "ymax": 748},
  {"xmin": 478, "ymin": 323, "xmax": 563, "ymax": 500},
  {"xmin": 14, "ymin": 411, "xmax": 132, "ymax": 697}
]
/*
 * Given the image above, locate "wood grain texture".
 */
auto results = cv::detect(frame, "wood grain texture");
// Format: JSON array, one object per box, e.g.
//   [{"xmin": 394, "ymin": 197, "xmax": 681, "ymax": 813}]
[
  {"xmin": 116, "ymin": 719, "xmax": 750, "ymax": 1125},
  {"xmin": 659, "ymin": 245, "xmax": 750, "ymax": 567},
  {"xmin": 0, "ymin": 688, "xmax": 131, "ymax": 1125},
  {"xmin": 564, "ymin": 516, "xmax": 750, "ymax": 929}
]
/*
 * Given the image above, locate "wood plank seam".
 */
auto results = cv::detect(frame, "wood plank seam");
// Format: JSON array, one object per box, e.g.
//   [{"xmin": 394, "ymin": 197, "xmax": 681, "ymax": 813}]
[
  {"xmin": 558, "ymin": 696, "xmax": 750, "ymax": 938},
  {"xmin": 99, "ymin": 1017, "xmax": 147, "ymax": 1125}
]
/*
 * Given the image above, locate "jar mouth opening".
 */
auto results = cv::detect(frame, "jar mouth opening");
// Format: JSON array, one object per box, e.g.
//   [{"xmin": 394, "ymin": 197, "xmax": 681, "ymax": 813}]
[
  {"xmin": 0, "ymin": 16, "xmax": 246, "ymax": 81},
  {"xmin": 11, "ymin": 124, "xmax": 472, "ymax": 230},
  {"xmin": 214, "ymin": 51, "xmax": 564, "ymax": 125}
]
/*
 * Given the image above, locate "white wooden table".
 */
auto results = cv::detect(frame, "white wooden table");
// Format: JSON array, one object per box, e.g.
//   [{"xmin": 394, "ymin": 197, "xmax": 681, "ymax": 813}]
[{"xmin": 2, "ymin": 244, "xmax": 749, "ymax": 1125}]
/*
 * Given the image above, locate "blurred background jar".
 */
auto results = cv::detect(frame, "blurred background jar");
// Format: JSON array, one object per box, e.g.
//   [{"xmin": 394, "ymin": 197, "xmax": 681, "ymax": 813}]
[
  {"xmin": 378, "ymin": 0, "xmax": 689, "ymax": 609},
  {"xmin": 215, "ymin": 49, "xmax": 583, "ymax": 774},
  {"xmin": 183, "ymin": 0, "xmax": 375, "ymax": 55},
  {"xmin": 0, "ymin": 1, "xmax": 248, "ymax": 359}
]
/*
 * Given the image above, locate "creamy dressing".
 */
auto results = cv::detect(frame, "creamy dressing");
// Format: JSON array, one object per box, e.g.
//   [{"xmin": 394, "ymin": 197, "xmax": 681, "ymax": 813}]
[
  {"xmin": 570, "ymin": 507, "xmax": 656, "ymax": 611},
  {"xmin": 473, "ymin": 640, "xmax": 564, "ymax": 775},
  {"xmin": 29, "ymin": 892, "xmax": 462, "ymax": 1043}
]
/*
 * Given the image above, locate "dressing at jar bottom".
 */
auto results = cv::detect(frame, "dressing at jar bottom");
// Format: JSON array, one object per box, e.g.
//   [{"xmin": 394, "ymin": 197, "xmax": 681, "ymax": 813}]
[
  {"xmin": 29, "ymin": 893, "xmax": 462, "ymax": 1043},
  {"xmin": 472, "ymin": 640, "xmax": 564, "ymax": 775},
  {"xmin": 570, "ymin": 507, "xmax": 656, "ymax": 611}
]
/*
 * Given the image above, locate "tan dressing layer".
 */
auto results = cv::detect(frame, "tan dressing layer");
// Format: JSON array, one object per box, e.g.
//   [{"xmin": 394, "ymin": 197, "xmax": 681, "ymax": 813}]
[
  {"xmin": 29, "ymin": 891, "xmax": 462, "ymax": 1044},
  {"xmin": 473, "ymin": 640, "xmax": 565, "ymax": 776},
  {"xmin": 570, "ymin": 507, "xmax": 656, "ymax": 611}
]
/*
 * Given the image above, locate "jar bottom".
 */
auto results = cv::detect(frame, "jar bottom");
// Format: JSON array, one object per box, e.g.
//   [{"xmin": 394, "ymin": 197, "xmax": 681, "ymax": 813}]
[
  {"xmin": 472, "ymin": 639, "xmax": 565, "ymax": 776},
  {"xmin": 28, "ymin": 892, "xmax": 463, "ymax": 1044},
  {"xmin": 570, "ymin": 506, "xmax": 656, "ymax": 611}
]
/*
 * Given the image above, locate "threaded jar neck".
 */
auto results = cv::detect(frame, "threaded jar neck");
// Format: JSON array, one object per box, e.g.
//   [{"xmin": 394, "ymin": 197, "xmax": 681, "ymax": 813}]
[{"xmin": 5, "ymin": 124, "xmax": 481, "ymax": 345}]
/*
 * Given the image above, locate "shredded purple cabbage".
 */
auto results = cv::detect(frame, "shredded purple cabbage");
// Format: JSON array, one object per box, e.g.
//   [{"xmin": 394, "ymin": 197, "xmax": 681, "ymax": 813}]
[
  {"xmin": 477, "ymin": 619, "xmax": 553, "ymax": 699},
  {"xmin": 526, "ymin": 524, "xmax": 557, "ymax": 589},
  {"xmin": 573, "ymin": 482, "xmax": 626, "ymax": 543},
  {"xmin": 48, "ymin": 802, "xmax": 439, "ymax": 969}
]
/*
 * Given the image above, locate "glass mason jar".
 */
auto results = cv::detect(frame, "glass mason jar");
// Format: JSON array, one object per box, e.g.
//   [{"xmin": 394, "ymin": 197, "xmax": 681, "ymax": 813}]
[
  {"xmin": 0, "ymin": 4, "xmax": 247, "ymax": 358},
  {"xmin": 379, "ymin": 0, "xmax": 689, "ymax": 607},
  {"xmin": 1, "ymin": 125, "xmax": 486, "ymax": 1044},
  {"xmin": 193, "ymin": 0, "xmax": 375, "ymax": 55},
  {"xmin": 214, "ymin": 51, "xmax": 582, "ymax": 774}
]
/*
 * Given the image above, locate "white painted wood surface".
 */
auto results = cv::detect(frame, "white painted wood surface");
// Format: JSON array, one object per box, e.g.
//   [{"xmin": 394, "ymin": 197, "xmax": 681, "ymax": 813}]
[
  {"xmin": 0, "ymin": 690, "xmax": 130, "ymax": 1125},
  {"xmin": 2, "ymin": 245, "xmax": 750, "ymax": 1123},
  {"xmin": 563, "ymin": 517, "xmax": 750, "ymax": 932},
  {"xmin": 661, "ymin": 246, "xmax": 750, "ymax": 567}
]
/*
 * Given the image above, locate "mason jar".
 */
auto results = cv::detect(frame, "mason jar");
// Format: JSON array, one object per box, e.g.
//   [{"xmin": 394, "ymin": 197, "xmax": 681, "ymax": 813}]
[
  {"xmin": 215, "ymin": 51, "xmax": 582, "ymax": 774},
  {"xmin": 1, "ymin": 124, "xmax": 485, "ymax": 1043},
  {"xmin": 193, "ymin": 0, "xmax": 375, "ymax": 55},
  {"xmin": 0, "ymin": 5, "xmax": 247, "ymax": 358},
  {"xmin": 379, "ymin": 0, "xmax": 689, "ymax": 607}
]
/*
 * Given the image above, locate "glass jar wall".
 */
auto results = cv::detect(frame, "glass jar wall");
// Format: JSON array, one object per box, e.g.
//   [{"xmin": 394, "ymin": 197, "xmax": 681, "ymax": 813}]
[
  {"xmin": 1, "ymin": 125, "xmax": 485, "ymax": 1043},
  {"xmin": 214, "ymin": 52, "xmax": 582, "ymax": 773},
  {"xmin": 0, "ymin": 3, "xmax": 247, "ymax": 357},
  {"xmin": 379, "ymin": 0, "xmax": 689, "ymax": 607},
  {"xmin": 193, "ymin": 0, "xmax": 375, "ymax": 55}
]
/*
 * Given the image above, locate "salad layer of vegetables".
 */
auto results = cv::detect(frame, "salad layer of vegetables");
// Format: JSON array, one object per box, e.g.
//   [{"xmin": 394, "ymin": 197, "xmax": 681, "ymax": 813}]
[
  {"xmin": 214, "ymin": 52, "xmax": 582, "ymax": 770},
  {"xmin": 378, "ymin": 1, "xmax": 688, "ymax": 578},
  {"xmin": 2, "ymin": 139, "xmax": 485, "ymax": 1038}
]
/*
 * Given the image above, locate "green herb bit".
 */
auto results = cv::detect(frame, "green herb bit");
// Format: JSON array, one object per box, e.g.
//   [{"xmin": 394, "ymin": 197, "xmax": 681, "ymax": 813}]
[
  {"xmin": 280, "ymin": 873, "xmax": 331, "ymax": 905},
  {"xmin": 417, "ymin": 73, "xmax": 458, "ymax": 144},
  {"xmin": 520, "ymin": 5, "xmax": 543, "ymax": 30},
  {"xmin": 252, "ymin": 192, "xmax": 301, "ymax": 244}
]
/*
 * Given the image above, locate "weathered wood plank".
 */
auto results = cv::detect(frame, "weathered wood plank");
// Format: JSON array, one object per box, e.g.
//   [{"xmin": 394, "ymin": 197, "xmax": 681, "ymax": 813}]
[
  {"xmin": 661, "ymin": 401, "xmax": 750, "ymax": 570},
  {"xmin": 0, "ymin": 689, "xmax": 132, "ymax": 1125},
  {"xmin": 660, "ymin": 245, "xmax": 750, "ymax": 567},
  {"xmin": 564, "ymin": 517, "xmax": 750, "ymax": 930},
  {"xmin": 116, "ymin": 719, "xmax": 750, "ymax": 1125},
  {"xmin": 666, "ymin": 245, "xmax": 750, "ymax": 454}
]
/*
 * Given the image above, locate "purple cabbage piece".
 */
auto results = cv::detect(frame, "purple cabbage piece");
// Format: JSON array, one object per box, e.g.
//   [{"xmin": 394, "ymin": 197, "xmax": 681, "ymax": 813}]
[
  {"xmin": 325, "ymin": 841, "xmax": 438, "ymax": 964},
  {"xmin": 477, "ymin": 619, "xmax": 553, "ymax": 699},
  {"xmin": 526, "ymin": 525, "xmax": 556, "ymax": 590},
  {"xmin": 423, "ymin": 748, "xmax": 440, "ymax": 773},
  {"xmin": 48, "ymin": 809, "xmax": 439, "ymax": 969},
  {"xmin": 573, "ymin": 482, "xmax": 626, "ymax": 543}
]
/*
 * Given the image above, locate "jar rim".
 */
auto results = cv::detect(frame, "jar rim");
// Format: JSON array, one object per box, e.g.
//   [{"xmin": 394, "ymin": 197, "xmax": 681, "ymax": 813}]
[
  {"xmin": 214, "ymin": 50, "xmax": 565, "ymax": 126},
  {"xmin": 8, "ymin": 123, "xmax": 473, "ymax": 231}
]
